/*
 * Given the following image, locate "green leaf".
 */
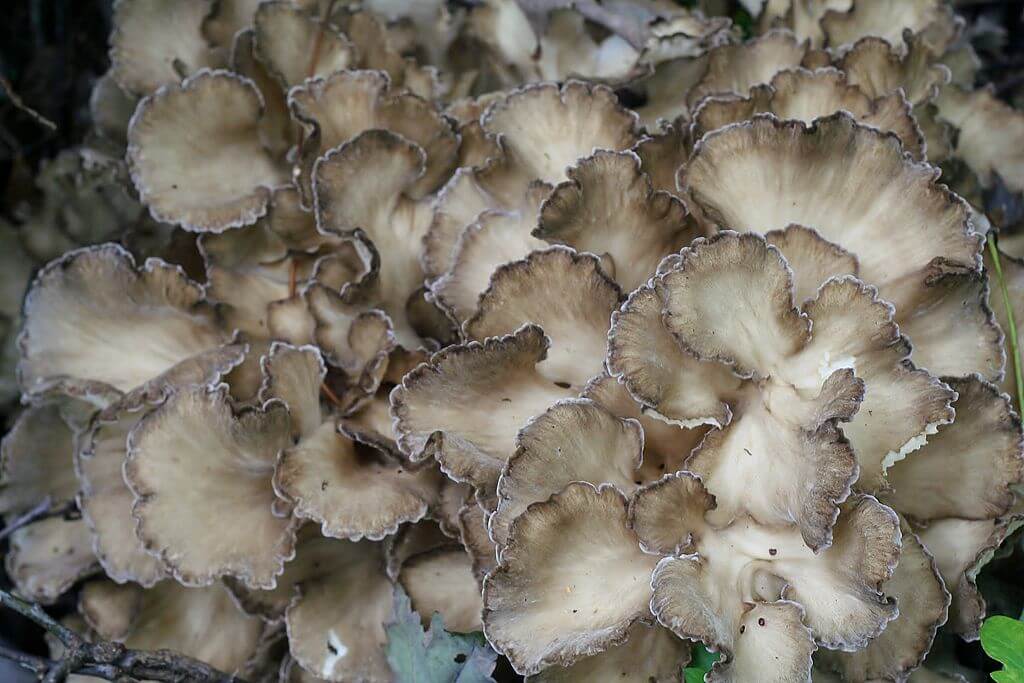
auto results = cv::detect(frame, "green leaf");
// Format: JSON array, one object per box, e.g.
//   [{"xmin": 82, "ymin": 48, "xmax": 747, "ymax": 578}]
[
  {"xmin": 386, "ymin": 587, "xmax": 497, "ymax": 683},
  {"xmin": 684, "ymin": 668, "xmax": 707, "ymax": 683},
  {"xmin": 683, "ymin": 644, "xmax": 720, "ymax": 683},
  {"xmin": 982, "ymin": 615, "xmax": 1024, "ymax": 682}
]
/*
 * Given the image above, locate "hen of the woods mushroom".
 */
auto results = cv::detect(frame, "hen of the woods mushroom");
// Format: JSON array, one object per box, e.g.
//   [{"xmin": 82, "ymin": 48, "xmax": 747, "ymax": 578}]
[{"xmin": 4, "ymin": 0, "xmax": 1024, "ymax": 681}]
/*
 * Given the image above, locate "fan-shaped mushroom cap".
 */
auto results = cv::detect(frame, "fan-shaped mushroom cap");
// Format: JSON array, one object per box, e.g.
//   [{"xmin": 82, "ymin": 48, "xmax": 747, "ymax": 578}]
[
  {"xmin": 883, "ymin": 376, "xmax": 1023, "ymax": 521},
  {"xmin": 469, "ymin": 2, "xmax": 648, "ymax": 85},
  {"xmin": 203, "ymin": 0, "xmax": 265, "ymax": 48},
  {"xmin": 429, "ymin": 210, "xmax": 547, "ymax": 323},
  {"xmin": 483, "ymin": 483, "xmax": 659, "ymax": 675},
  {"xmin": 464, "ymin": 248, "xmax": 622, "ymax": 387},
  {"xmin": 581, "ymin": 373, "xmax": 709, "ymax": 481},
  {"xmin": 684, "ymin": 114, "xmax": 995, "ymax": 380},
  {"xmin": 275, "ymin": 420, "xmax": 443, "ymax": 541},
  {"xmin": 652, "ymin": 563, "xmax": 815, "ymax": 683},
  {"xmin": 253, "ymin": 2, "xmax": 356, "ymax": 90},
  {"xmin": 917, "ymin": 516, "xmax": 1024, "ymax": 640},
  {"xmin": 0, "ymin": 405, "xmax": 78, "ymax": 516},
  {"xmin": 18, "ymin": 245, "xmax": 239, "ymax": 410},
  {"xmin": 391, "ymin": 325, "xmax": 574, "ymax": 492},
  {"xmin": 125, "ymin": 385, "xmax": 298, "ymax": 588},
  {"xmin": 636, "ymin": 476, "xmax": 901, "ymax": 664},
  {"xmin": 335, "ymin": 10, "xmax": 442, "ymax": 100},
  {"xmin": 302, "ymin": 283, "xmax": 395, "ymax": 401},
  {"xmin": 820, "ymin": 0, "xmax": 961, "ymax": 54},
  {"xmin": 536, "ymin": 150, "xmax": 698, "ymax": 292},
  {"xmin": 77, "ymin": 406, "xmax": 167, "ymax": 587},
  {"xmin": 817, "ymin": 518, "xmax": 949, "ymax": 682},
  {"xmin": 396, "ymin": 544, "xmax": 483, "ymax": 634},
  {"xmin": 240, "ymin": 529, "xmax": 392, "ymax": 682},
  {"xmin": 231, "ymin": 28, "xmax": 295, "ymax": 161},
  {"xmin": 7, "ymin": 518, "xmax": 97, "ymax": 605},
  {"xmin": 611, "ymin": 233, "xmax": 950, "ymax": 548},
  {"xmin": 110, "ymin": 0, "xmax": 222, "ymax": 95},
  {"xmin": 837, "ymin": 34, "xmax": 951, "ymax": 106},
  {"xmin": 80, "ymin": 579, "xmax": 264, "ymax": 675},
  {"xmin": 200, "ymin": 219, "xmax": 292, "ymax": 337},
  {"xmin": 686, "ymin": 31, "xmax": 810, "ymax": 107},
  {"xmin": 934, "ymin": 85, "xmax": 1024, "ymax": 195},
  {"xmin": 425, "ymin": 80, "xmax": 639, "ymax": 278},
  {"xmin": 290, "ymin": 69, "xmax": 457, "ymax": 204},
  {"xmin": 313, "ymin": 130, "xmax": 435, "ymax": 348},
  {"xmin": 489, "ymin": 398, "xmax": 642, "ymax": 547},
  {"xmin": 128, "ymin": 70, "xmax": 288, "ymax": 232},
  {"xmin": 691, "ymin": 68, "xmax": 924, "ymax": 158}
]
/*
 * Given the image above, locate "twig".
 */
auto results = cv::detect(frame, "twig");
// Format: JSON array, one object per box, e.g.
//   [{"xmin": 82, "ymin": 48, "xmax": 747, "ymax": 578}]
[
  {"xmin": 0, "ymin": 75, "xmax": 57, "ymax": 132},
  {"xmin": 0, "ymin": 499, "xmax": 79, "ymax": 543},
  {"xmin": 0, "ymin": 589, "xmax": 248, "ymax": 683},
  {"xmin": 988, "ymin": 234, "xmax": 1024, "ymax": 413},
  {"xmin": 320, "ymin": 381, "xmax": 345, "ymax": 409}
]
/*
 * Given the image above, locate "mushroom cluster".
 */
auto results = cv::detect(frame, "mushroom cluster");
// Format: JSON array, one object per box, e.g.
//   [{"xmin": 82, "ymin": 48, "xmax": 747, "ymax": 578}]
[{"xmin": 4, "ymin": 0, "xmax": 1024, "ymax": 681}]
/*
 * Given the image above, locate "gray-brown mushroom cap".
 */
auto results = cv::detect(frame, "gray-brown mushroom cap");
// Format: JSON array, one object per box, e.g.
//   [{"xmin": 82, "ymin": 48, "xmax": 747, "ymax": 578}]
[
  {"xmin": 682, "ymin": 113, "xmax": 995, "ymax": 381},
  {"xmin": 125, "ymin": 384, "xmax": 298, "ymax": 589},
  {"xmin": 483, "ymin": 482, "xmax": 659, "ymax": 676},
  {"xmin": 127, "ymin": 69, "xmax": 288, "ymax": 233},
  {"xmin": 610, "ymin": 232, "xmax": 949, "ymax": 550},
  {"xmin": 18, "ymin": 244, "xmax": 241, "ymax": 411},
  {"xmin": 390, "ymin": 324, "xmax": 573, "ymax": 493}
]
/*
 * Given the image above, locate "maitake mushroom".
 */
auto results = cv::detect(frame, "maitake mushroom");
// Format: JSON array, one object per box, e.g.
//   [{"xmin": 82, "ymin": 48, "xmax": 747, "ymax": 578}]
[{"xmin": 5, "ymin": 0, "xmax": 1024, "ymax": 681}]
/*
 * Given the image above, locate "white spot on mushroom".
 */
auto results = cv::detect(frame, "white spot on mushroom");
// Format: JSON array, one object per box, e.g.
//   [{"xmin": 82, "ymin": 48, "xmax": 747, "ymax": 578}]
[
  {"xmin": 322, "ymin": 629, "xmax": 349, "ymax": 678},
  {"xmin": 881, "ymin": 421, "xmax": 941, "ymax": 471},
  {"xmin": 817, "ymin": 352, "xmax": 855, "ymax": 381}
]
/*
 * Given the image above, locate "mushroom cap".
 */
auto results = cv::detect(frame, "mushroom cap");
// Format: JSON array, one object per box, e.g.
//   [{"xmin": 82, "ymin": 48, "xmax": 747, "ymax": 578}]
[
  {"xmin": 691, "ymin": 67, "xmax": 925, "ymax": 158},
  {"xmin": 110, "ymin": 0, "xmax": 222, "ymax": 95},
  {"xmin": 396, "ymin": 544, "xmax": 483, "ymax": 634},
  {"xmin": 464, "ymin": 248, "xmax": 622, "ymax": 388},
  {"xmin": 313, "ymin": 130, "xmax": 434, "ymax": 349},
  {"xmin": 610, "ymin": 232, "xmax": 949, "ymax": 549},
  {"xmin": 391, "ymin": 325, "xmax": 573, "ymax": 493},
  {"xmin": 837, "ymin": 33, "xmax": 951, "ymax": 106},
  {"xmin": 18, "ymin": 244, "xmax": 239, "ymax": 409},
  {"xmin": 489, "ymin": 398, "xmax": 643, "ymax": 547},
  {"xmin": 0, "ymin": 405, "xmax": 78, "ymax": 517},
  {"xmin": 536, "ymin": 150, "xmax": 698, "ymax": 292},
  {"xmin": 77, "ymin": 406, "xmax": 168, "ymax": 586},
  {"xmin": 884, "ymin": 375, "xmax": 1023, "ymax": 522},
  {"xmin": 252, "ymin": 1, "xmax": 356, "ymax": 90},
  {"xmin": 290, "ymin": 69, "xmax": 457, "ymax": 204},
  {"xmin": 79, "ymin": 579, "xmax": 264, "ymax": 675},
  {"xmin": 817, "ymin": 517, "xmax": 949, "ymax": 682},
  {"xmin": 128, "ymin": 70, "xmax": 288, "ymax": 232},
  {"xmin": 7, "ymin": 517, "xmax": 97, "ymax": 605},
  {"xmin": 483, "ymin": 482, "xmax": 659, "ymax": 675},
  {"xmin": 125, "ymin": 385, "xmax": 298, "ymax": 588},
  {"xmin": 636, "ymin": 475, "xmax": 901, "ymax": 665},
  {"xmin": 683, "ymin": 113, "xmax": 994, "ymax": 380}
]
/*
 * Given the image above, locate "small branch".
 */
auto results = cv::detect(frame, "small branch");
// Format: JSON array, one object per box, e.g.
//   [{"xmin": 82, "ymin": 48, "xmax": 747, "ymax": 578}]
[
  {"xmin": 0, "ymin": 75, "xmax": 57, "ymax": 132},
  {"xmin": 0, "ymin": 589, "xmax": 248, "ymax": 683},
  {"xmin": 320, "ymin": 381, "xmax": 345, "ymax": 409},
  {"xmin": 0, "ymin": 499, "xmax": 79, "ymax": 542}
]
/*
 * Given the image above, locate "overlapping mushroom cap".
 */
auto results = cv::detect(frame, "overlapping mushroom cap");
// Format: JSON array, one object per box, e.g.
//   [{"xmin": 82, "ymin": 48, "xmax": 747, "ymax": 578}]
[
  {"xmin": 7, "ymin": 0, "xmax": 1024, "ymax": 681},
  {"xmin": 682, "ymin": 114, "xmax": 998, "ymax": 382},
  {"xmin": 611, "ymin": 231, "xmax": 953, "ymax": 548}
]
